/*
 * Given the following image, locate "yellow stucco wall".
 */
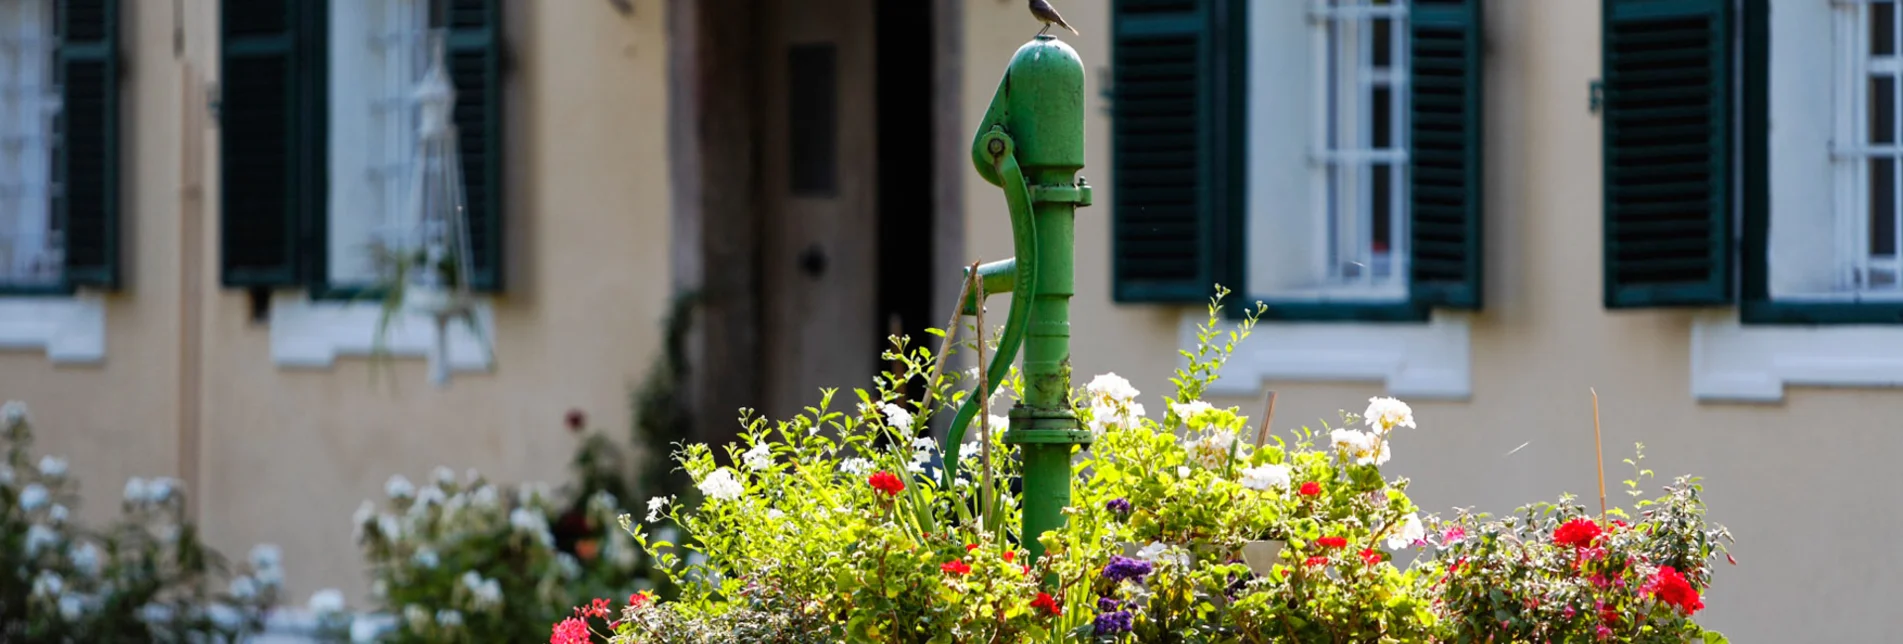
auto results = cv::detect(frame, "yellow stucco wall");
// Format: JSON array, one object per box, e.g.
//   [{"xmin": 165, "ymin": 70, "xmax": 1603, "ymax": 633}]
[
  {"xmin": 1, "ymin": 1, "xmax": 673, "ymax": 605},
  {"xmin": 960, "ymin": 1, "xmax": 1903, "ymax": 640}
]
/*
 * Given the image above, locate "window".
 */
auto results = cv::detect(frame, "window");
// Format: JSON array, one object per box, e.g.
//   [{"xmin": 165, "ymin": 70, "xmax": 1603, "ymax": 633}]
[
  {"xmin": 218, "ymin": 0, "xmax": 503, "ymax": 296},
  {"xmin": 1110, "ymin": 0, "xmax": 1484, "ymax": 321},
  {"xmin": 0, "ymin": 0, "xmax": 119, "ymax": 294}
]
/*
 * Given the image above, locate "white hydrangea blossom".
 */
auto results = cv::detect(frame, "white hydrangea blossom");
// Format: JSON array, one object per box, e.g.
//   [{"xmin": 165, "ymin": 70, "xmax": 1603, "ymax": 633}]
[
  {"xmin": 1239, "ymin": 463, "xmax": 1292, "ymax": 492},
  {"xmin": 20, "ymin": 483, "xmax": 48, "ymax": 511},
  {"xmin": 696, "ymin": 469, "xmax": 745, "ymax": 502},
  {"xmin": 385, "ymin": 475, "xmax": 416, "ymax": 501},
  {"xmin": 645, "ymin": 495, "xmax": 672, "ymax": 523},
  {"xmin": 37, "ymin": 455, "xmax": 66, "ymax": 478},
  {"xmin": 1329, "ymin": 428, "xmax": 1391, "ymax": 466},
  {"xmin": 1363, "ymin": 396, "xmax": 1417, "ymax": 434},
  {"xmin": 742, "ymin": 442, "xmax": 773, "ymax": 471},
  {"xmin": 839, "ymin": 458, "xmax": 874, "ymax": 476},
  {"xmin": 1386, "ymin": 512, "xmax": 1427, "ymax": 550}
]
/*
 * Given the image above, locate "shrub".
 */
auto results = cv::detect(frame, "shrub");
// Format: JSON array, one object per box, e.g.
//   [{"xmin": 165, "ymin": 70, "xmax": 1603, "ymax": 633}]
[{"xmin": 0, "ymin": 401, "xmax": 281, "ymax": 642}]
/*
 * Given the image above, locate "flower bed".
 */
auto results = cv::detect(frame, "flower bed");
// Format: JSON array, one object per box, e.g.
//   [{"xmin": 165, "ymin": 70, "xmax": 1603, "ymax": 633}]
[{"xmin": 543, "ymin": 295, "xmax": 1734, "ymax": 643}]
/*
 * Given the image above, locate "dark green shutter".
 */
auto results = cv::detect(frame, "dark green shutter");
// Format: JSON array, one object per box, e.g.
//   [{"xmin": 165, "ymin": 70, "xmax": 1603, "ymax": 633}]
[
  {"xmin": 1601, "ymin": 0, "xmax": 1733, "ymax": 308},
  {"xmin": 1408, "ymin": 0, "xmax": 1483, "ymax": 309},
  {"xmin": 218, "ymin": 0, "xmax": 305, "ymax": 287},
  {"xmin": 1111, "ymin": 0, "xmax": 1237, "ymax": 303},
  {"xmin": 447, "ymin": 0, "xmax": 504, "ymax": 292},
  {"xmin": 57, "ymin": 0, "xmax": 120, "ymax": 288}
]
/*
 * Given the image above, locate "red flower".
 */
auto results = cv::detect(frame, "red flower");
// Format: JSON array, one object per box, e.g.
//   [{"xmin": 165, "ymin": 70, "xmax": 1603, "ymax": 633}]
[
  {"xmin": 868, "ymin": 471, "xmax": 905, "ymax": 496},
  {"xmin": 1304, "ymin": 555, "xmax": 1330, "ymax": 567},
  {"xmin": 1358, "ymin": 547, "xmax": 1383, "ymax": 566},
  {"xmin": 1021, "ymin": 564, "xmax": 1032, "ymax": 575},
  {"xmin": 1299, "ymin": 481, "xmax": 1322, "ymax": 497},
  {"xmin": 1315, "ymin": 536, "xmax": 1347, "ymax": 549},
  {"xmin": 1002, "ymin": 550, "xmax": 1016, "ymax": 562},
  {"xmin": 941, "ymin": 560, "xmax": 972, "ymax": 575},
  {"xmin": 551, "ymin": 617, "xmax": 590, "ymax": 644},
  {"xmin": 564, "ymin": 409, "xmax": 587, "ymax": 432},
  {"xmin": 1645, "ymin": 566, "xmax": 1705, "ymax": 614},
  {"xmin": 1031, "ymin": 591, "xmax": 1062, "ymax": 616},
  {"xmin": 966, "ymin": 543, "xmax": 980, "ymax": 552},
  {"xmin": 574, "ymin": 598, "xmax": 611, "ymax": 619},
  {"xmin": 1554, "ymin": 518, "xmax": 1603, "ymax": 549},
  {"xmin": 629, "ymin": 592, "xmax": 652, "ymax": 608}
]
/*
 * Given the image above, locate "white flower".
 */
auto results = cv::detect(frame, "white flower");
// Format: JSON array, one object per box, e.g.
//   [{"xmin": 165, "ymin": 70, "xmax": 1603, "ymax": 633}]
[
  {"xmin": 31, "ymin": 571, "xmax": 63, "ymax": 599},
  {"xmin": 646, "ymin": 495, "xmax": 672, "ymax": 523},
  {"xmin": 37, "ymin": 455, "xmax": 67, "ymax": 478},
  {"xmin": 403, "ymin": 604, "xmax": 431, "ymax": 632},
  {"xmin": 309, "ymin": 588, "xmax": 347, "ymax": 616},
  {"xmin": 432, "ymin": 466, "xmax": 458, "ymax": 488},
  {"xmin": 25, "ymin": 523, "xmax": 58, "ymax": 556},
  {"xmin": 839, "ymin": 457, "xmax": 874, "ymax": 476},
  {"xmin": 767, "ymin": 508, "xmax": 785, "ymax": 520},
  {"xmin": 509, "ymin": 508, "xmax": 548, "ymax": 536},
  {"xmin": 47, "ymin": 504, "xmax": 68, "ymax": 524},
  {"xmin": 123, "ymin": 477, "xmax": 149, "ymax": 504},
  {"xmin": 385, "ymin": 475, "xmax": 416, "ymax": 500},
  {"xmin": 1363, "ymin": 396, "xmax": 1416, "ymax": 434},
  {"xmin": 1239, "ymin": 463, "xmax": 1292, "ymax": 492},
  {"xmin": 742, "ymin": 442, "xmax": 773, "ymax": 471},
  {"xmin": 696, "ymin": 469, "xmax": 744, "ymax": 502},
  {"xmin": 230, "ymin": 576, "xmax": 259, "ymax": 600},
  {"xmin": 472, "ymin": 485, "xmax": 500, "ymax": 509},
  {"xmin": 2, "ymin": 400, "xmax": 27, "ymax": 429},
  {"xmin": 20, "ymin": 483, "xmax": 48, "ymax": 510},
  {"xmin": 1184, "ymin": 429, "xmax": 1241, "ymax": 469},
  {"xmin": 516, "ymin": 482, "xmax": 553, "ymax": 509},
  {"xmin": 1176, "ymin": 466, "xmax": 1191, "ymax": 479},
  {"xmin": 353, "ymin": 501, "xmax": 377, "ymax": 541},
  {"xmin": 58, "ymin": 593, "xmax": 83, "ymax": 620},
  {"xmin": 556, "ymin": 552, "xmax": 582, "ymax": 579},
  {"xmin": 959, "ymin": 441, "xmax": 982, "ymax": 463},
  {"xmin": 412, "ymin": 547, "xmax": 440, "ymax": 569},
  {"xmin": 1330, "ymin": 428, "xmax": 1390, "ymax": 466},
  {"xmin": 882, "ymin": 402, "xmax": 915, "ymax": 430},
  {"xmin": 1087, "ymin": 400, "xmax": 1147, "ymax": 436},
  {"xmin": 72, "ymin": 542, "xmax": 102, "ymax": 577},
  {"xmin": 146, "ymin": 477, "xmax": 178, "ymax": 504},
  {"xmin": 1134, "ymin": 542, "xmax": 1193, "ymax": 568},
  {"xmin": 377, "ymin": 514, "xmax": 403, "ymax": 541},
  {"xmin": 371, "ymin": 579, "xmax": 389, "ymax": 600},
  {"xmin": 1386, "ymin": 513, "xmax": 1427, "ymax": 550},
  {"xmin": 250, "ymin": 544, "xmax": 283, "ymax": 578},
  {"xmin": 436, "ymin": 609, "xmax": 464, "ymax": 629},
  {"xmin": 1168, "ymin": 400, "xmax": 1215, "ymax": 422},
  {"xmin": 137, "ymin": 603, "xmax": 173, "ymax": 625},
  {"xmin": 415, "ymin": 485, "xmax": 446, "ymax": 509},
  {"xmin": 987, "ymin": 414, "xmax": 1009, "ymax": 433},
  {"xmin": 1085, "ymin": 373, "xmax": 1140, "ymax": 404}
]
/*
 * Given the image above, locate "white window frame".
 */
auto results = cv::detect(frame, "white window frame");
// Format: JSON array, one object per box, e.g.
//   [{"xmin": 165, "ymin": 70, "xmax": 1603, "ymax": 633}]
[
  {"xmin": 1206, "ymin": 0, "xmax": 1469, "ymax": 400},
  {"xmin": 1694, "ymin": 0, "xmax": 1903, "ymax": 401},
  {"xmin": 268, "ymin": 0, "xmax": 493, "ymax": 375},
  {"xmin": 0, "ymin": 0, "xmax": 103, "ymax": 364}
]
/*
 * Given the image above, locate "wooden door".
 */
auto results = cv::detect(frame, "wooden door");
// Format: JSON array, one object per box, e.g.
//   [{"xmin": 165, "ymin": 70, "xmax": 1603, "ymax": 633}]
[{"xmin": 759, "ymin": 0, "xmax": 879, "ymax": 420}]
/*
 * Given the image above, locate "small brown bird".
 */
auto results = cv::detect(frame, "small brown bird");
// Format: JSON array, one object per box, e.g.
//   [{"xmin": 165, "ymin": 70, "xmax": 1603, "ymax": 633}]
[{"xmin": 1029, "ymin": 0, "xmax": 1079, "ymax": 37}]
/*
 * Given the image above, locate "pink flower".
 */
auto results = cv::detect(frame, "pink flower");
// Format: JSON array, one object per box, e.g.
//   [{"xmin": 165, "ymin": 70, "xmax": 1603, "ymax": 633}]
[{"xmin": 551, "ymin": 617, "xmax": 590, "ymax": 644}]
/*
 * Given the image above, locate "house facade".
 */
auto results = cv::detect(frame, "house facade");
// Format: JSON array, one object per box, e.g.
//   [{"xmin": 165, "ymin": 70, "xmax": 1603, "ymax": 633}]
[{"xmin": 1, "ymin": 0, "xmax": 1899, "ymax": 639}]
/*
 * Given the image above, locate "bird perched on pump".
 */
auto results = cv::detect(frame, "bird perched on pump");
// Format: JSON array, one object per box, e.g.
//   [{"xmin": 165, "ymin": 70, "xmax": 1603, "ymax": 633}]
[{"xmin": 1029, "ymin": 0, "xmax": 1078, "ymax": 37}]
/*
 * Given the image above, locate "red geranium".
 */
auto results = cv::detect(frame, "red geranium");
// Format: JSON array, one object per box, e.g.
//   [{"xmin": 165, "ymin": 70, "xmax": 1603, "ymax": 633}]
[
  {"xmin": 1031, "ymin": 591, "xmax": 1061, "ymax": 616},
  {"xmin": 1644, "ymin": 566, "xmax": 1705, "ymax": 614},
  {"xmin": 1553, "ymin": 518, "xmax": 1602, "ymax": 549},
  {"xmin": 1315, "ymin": 536, "xmax": 1347, "ymax": 548},
  {"xmin": 1002, "ymin": 550, "xmax": 1016, "ymax": 562},
  {"xmin": 868, "ymin": 471, "xmax": 905, "ymax": 496},
  {"xmin": 1304, "ymin": 555, "xmax": 1330, "ymax": 567},
  {"xmin": 1299, "ymin": 481, "xmax": 1322, "ymax": 496},
  {"xmin": 550, "ymin": 617, "xmax": 590, "ymax": 644},
  {"xmin": 941, "ymin": 560, "xmax": 972, "ymax": 575},
  {"xmin": 1358, "ymin": 547, "xmax": 1383, "ymax": 566}
]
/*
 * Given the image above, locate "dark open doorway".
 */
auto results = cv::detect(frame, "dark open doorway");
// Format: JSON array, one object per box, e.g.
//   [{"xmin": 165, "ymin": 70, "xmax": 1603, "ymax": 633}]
[{"xmin": 875, "ymin": 0, "xmax": 937, "ymax": 401}]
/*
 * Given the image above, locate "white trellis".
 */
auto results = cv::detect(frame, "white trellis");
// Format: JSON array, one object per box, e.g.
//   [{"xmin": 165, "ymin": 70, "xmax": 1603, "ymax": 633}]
[{"xmin": 395, "ymin": 34, "xmax": 486, "ymax": 386}]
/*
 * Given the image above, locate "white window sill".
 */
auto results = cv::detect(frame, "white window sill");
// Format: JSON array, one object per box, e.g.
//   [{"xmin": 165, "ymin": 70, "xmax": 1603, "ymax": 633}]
[
  {"xmin": 0, "ymin": 294, "xmax": 106, "ymax": 363},
  {"xmin": 1188, "ymin": 309, "xmax": 1473, "ymax": 400},
  {"xmin": 269, "ymin": 292, "xmax": 494, "ymax": 374},
  {"xmin": 1691, "ymin": 310, "xmax": 1903, "ymax": 402}
]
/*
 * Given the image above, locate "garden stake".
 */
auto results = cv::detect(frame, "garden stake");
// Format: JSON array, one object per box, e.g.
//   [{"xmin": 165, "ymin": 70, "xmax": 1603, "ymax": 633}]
[
  {"xmin": 1591, "ymin": 387, "xmax": 1607, "ymax": 523},
  {"xmin": 975, "ymin": 269, "xmax": 994, "ymax": 533},
  {"xmin": 944, "ymin": 33, "xmax": 1093, "ymax": 568},
  {"xmin": 1255, "ymin": 390, "xmax": 1278, "ymax": 448},
  {"xmin": 923, "ymin": 266, "xmax": 978, "ymax": 425}
]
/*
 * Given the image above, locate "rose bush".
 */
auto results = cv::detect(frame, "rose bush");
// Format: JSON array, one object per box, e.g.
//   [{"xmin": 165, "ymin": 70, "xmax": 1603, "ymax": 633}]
[{"xmin": 548, "ymin": 291, "xmax": 1732, "ymax": 643}]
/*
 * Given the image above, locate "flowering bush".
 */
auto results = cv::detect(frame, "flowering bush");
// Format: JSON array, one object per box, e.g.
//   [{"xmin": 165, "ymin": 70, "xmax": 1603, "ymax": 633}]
[
  {"xmin": 0, "ymin": 401, "xmax": 281, "ymax": 642},
  {"xmin": 344, "ymin": 464, "xmax": 645, "ymax": 643},
  {"xmin": 551, "ymin": 290, "xmax": 1731, "ymax": 643},
  {"xmin": 1422, "ymin": 446, "xmax": 1734, "ymax": 642}
]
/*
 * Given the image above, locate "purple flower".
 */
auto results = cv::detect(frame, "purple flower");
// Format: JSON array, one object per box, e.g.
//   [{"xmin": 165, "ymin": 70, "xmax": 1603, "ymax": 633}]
[
  {"xmin": 1092, "ymin": 610, "xmax": 1134, "ymax": 635},
  {"xmin": 1102, "ymin": 555, "xmax": 1153, "ymax": 583},
  {"xmin": 1106, "ymin": 498, "xmax": 1131, "ymax": 515},
  {"xmin": 1097, "ymin": 597, "xmax": 1124, "ymax": 613}
]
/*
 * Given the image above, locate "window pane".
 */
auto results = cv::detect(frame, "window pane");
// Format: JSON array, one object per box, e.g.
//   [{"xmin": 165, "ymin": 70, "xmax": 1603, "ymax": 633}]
[
  {"xmin": 1874, "ymin": 159, "xmax": 1897, "ymax": 257},
  {"xmin": 1372, "ymin": 86, "xmax": 1391, "ymax": 148},
  {"xmin": 1875, "ymin": 76, "xmax": 1896, "ymax": 145},
  {"xmin": 1878, "ymin": 1, "xmax": 1896, "ymax": 57},
  {"xmin": 1373, "ymin": 17, "xmax": 1391, "ymax": 68},
  {"xmin": 1373, "ymin": 165, "xmax": 1391, "ymax": 257}
]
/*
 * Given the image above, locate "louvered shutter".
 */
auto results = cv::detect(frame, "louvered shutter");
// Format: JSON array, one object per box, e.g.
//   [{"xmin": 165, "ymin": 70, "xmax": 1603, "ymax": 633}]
[
  {"xmin": 57, "ymin": 0, "xmax": 119, "ymax": 288},
  {"xmin": 218, "ymin": 0, "xmax": 306, "ymax": 287},
  {"xmin": 1408, "ymin": 0, "xmax": 1483, "ymax": 309},
  {"xmin": 1601, "ymin": 0, "xmax": 1733, "ymax": 308},
  {"xmin": 1111, "ymin": 0, "xmax": 1226, "ymax": 303},
  {"xmin": 446, "ymin": 0, "xmax": 504, "ymax": 292}
]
